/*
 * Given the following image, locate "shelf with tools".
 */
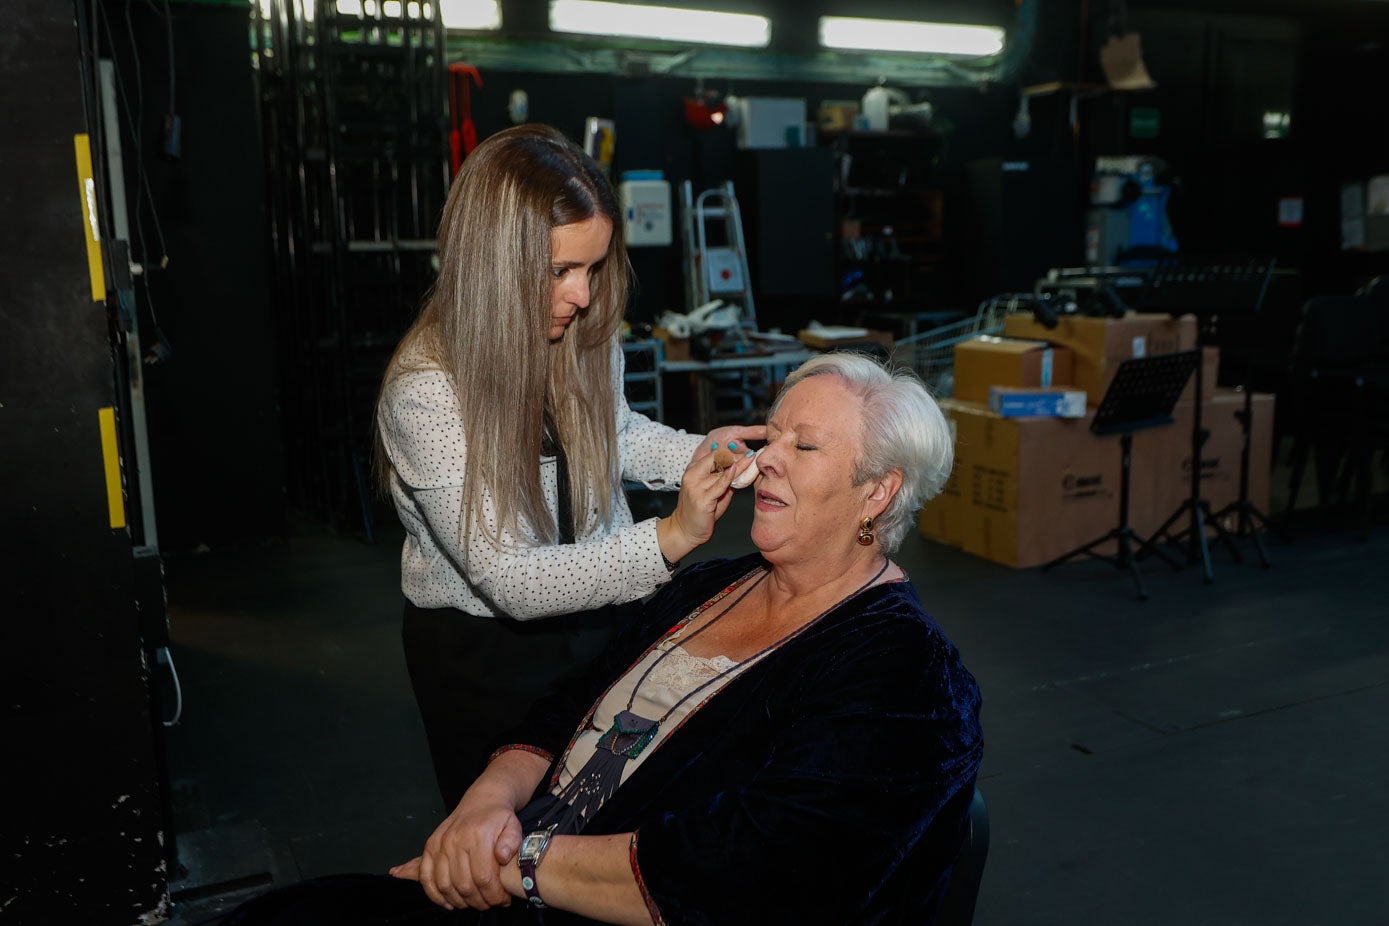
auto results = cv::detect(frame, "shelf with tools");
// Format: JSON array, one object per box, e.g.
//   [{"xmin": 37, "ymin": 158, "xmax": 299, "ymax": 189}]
[{"xmin": 832, "ymin": 130, "xmax": 948, "ymax": 316}]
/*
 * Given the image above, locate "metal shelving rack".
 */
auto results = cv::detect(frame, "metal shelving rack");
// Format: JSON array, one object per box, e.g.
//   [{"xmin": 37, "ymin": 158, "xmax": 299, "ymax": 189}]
[
  {"xmin": 253, "ymin": 0, "xmax": 448, "ymax": 535},
  {"xmin": 622, "ymin": 337, "xmax": 665, "ymax": 422}
]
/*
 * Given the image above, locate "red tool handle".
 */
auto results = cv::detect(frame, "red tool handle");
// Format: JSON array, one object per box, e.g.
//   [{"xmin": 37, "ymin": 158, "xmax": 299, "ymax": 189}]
[{"xmin": 447, "ymin": 63, "xmax": 483, "ymax": 175}]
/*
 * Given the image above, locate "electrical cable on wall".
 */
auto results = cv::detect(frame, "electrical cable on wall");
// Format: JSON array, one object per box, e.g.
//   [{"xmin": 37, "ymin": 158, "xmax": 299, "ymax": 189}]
[
  {"xmin": 121, "ymin": 0, "xmax": 170, "ymax": 266},
  {"xmin": 159, "ymin": 0, "xmax": 181, "ymax": 159},
  {"xmin": 98, "ymin": 0, "xmax": 174, "ymax": 362},
  {"xmin": 158, "ymin": 646, "xmax": 183, "ymax": 726}
]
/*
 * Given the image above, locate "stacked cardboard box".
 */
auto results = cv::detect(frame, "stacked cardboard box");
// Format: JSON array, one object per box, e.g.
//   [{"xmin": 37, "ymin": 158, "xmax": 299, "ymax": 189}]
[
  {"xmin": 918, "ymin": 389, "xmax": 1275, "ymax": 568},
  {"xmin": 1000, "ymin": 312, "xmax": 1198, "ymax": 405},
  {"xmin": 953, "ymin": 336, "xmax": 1075, "ymax": 404},
  {"xmin": 1141, "ymin": 389, "xmax": 1276, "ymax": 532},
  {"xmin": 918, "ymin": 400, "xmax": 1121, "ymax": 567}
]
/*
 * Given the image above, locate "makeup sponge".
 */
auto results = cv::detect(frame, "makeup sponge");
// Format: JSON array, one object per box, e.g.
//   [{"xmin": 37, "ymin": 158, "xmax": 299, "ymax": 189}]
[{"xmin": 730, "ymin": 448, "xmax": 762, "ymax": 489}]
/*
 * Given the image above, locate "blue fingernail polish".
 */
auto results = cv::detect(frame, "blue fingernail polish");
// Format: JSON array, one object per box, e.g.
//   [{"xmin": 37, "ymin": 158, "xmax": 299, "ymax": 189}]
[
  {"xmin": 746, "ymin": 450, "xmax": 755, "ymax": 457},
  {"xmin": 729, "ymin": 441, "xmax": 738, "ymax": 451},
  {"xmin": 711, "ymin": 442, "xmax": 718, "ymax": 450}
]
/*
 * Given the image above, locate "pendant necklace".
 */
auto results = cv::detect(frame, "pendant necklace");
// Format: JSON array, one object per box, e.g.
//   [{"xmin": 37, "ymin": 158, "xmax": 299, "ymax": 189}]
[{"xmin": 537, "ymin": 556, "xmax": 890, "ymax": 834}]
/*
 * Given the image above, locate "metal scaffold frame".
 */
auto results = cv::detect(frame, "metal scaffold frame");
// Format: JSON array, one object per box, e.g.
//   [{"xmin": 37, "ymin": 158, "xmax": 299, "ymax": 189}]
[{"xmin": 252, "ymin": 0, "xmax": 449, "ymax": 535}]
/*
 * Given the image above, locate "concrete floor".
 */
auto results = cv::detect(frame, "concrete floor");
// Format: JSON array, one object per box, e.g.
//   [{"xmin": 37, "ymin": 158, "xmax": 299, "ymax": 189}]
[{"xmin": 160, "ymin": 474, "xmax": 1389, "ymax": 925}]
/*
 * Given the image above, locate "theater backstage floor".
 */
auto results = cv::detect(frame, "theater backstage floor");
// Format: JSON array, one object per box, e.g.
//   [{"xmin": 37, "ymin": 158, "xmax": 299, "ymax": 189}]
[{"xmin": 160, "ymin": 449, "xmax": 1389, "ymax": 925}]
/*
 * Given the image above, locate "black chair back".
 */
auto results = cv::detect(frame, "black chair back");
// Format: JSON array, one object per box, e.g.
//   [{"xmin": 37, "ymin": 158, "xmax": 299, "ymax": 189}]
[{"xmin": 935, "ymin": 786, "xmax": 990, "ymax": 925}]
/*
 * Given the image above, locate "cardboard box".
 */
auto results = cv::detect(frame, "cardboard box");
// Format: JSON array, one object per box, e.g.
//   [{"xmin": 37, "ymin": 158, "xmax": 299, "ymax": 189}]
[
  {"xmin": 988, "ymin": 387, "xmax": 1087, "ymax": 418},
  {"xmin": 917, "ymin": 440, "xmax": 967, "ymax": 549},
  {"xmin": 653, "ymin": 326, "xmax": 690, "ymax": 362},
  {"xmin": 952, "ymin": 336, "xmax": 1075, "ymax": 404},
  {"xmin": 1179, "ymin": 345, "xmax": 1220, "ymax": 405},
  {"xmin": 1002, "ymin": 312, "xmax": 1196, "ymax": 406},
  {"xmin": 1135, "ymin": 389, "xmax": 1276, "ymax": 532},
  {"xmin": 919, "ymin": 400, "xmax": 1123, "ymax": 568},
  {"xmin": 817, "ymin": 100, "xmax": 860, "ymax": 133},
  {"xmin": 797, "ymin": 328, "xmax": 894, "ymax": 353},
  {"xmin": 916, "ymin": 389, "xmax": 1275, "ymax": 569}
]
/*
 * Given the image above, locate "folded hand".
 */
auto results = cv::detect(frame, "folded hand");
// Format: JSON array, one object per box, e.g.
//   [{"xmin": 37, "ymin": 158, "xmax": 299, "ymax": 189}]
[{"xmin": 391, "ymin": 788, "xmax": 522, "ymax": 911}]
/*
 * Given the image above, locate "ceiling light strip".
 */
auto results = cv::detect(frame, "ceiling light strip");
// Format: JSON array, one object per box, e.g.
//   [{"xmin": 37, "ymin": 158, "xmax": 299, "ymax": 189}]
[
  {"xmin": 820, "ymin": 16, "xmax": 1004, "ymax": 58},
  {"xmin": 550, "ymin": 0, "xmax": 770, "ymax": 48}
]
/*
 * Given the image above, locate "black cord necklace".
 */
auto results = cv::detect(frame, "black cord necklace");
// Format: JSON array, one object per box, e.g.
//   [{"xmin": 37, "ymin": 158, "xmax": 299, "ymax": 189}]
[{"xmin": 536, "ymin": 557, "xmax": 891, "ymax": 835}]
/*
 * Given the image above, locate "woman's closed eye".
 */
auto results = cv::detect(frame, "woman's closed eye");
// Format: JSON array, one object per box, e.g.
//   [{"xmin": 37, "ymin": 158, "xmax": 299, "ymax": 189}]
[{"xmin": 552, "ymin": 261, "xmax": 603, "ymax": 280}]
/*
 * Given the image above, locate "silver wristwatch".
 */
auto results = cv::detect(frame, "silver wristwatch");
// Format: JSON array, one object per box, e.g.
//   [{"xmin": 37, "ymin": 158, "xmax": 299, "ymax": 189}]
[{"xmin": 518, "ymin": 823, "xmax": 558, "ymax": 908}]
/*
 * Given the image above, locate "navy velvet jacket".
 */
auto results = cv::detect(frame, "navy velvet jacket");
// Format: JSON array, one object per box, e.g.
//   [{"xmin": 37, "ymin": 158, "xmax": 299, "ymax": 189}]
[{"xmin": 506, "ymin": 553, "xmax": 983, "ymax": 925}]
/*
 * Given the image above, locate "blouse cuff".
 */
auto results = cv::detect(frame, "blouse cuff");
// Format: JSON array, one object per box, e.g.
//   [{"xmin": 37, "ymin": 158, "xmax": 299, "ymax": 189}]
[
  {"xmin": 629, "ymin": 830, "xmax": 665, "ymax": 926},
  {"xmin": 486, "ymin": 744, "xmax": 554, "ymax": 765},
  {"xmin": 633, "ymin": 518, "xmax": 676, "ymax": 589}
]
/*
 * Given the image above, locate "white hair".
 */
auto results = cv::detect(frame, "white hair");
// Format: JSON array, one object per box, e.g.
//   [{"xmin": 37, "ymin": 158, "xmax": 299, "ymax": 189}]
[{"xmin": 770, "ymin": 352, "xmax": 953, "ymax": 553}]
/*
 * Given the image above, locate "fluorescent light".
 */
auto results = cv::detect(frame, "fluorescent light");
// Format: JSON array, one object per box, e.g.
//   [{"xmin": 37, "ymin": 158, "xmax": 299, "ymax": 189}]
[
  {"xmin": 440, "ymin": 0, "xmax": 501, "ymax": 29},
  {"xmin": 258, "ymin": 0, "xmax": 453, "ymax": 24},
  {"xmin": 550, "ymin": 1, "xmax": 770, "ymax": 48},
  {"xmin": 820, "ymin": 16, "xmax": 1004, "ymax": 57}
]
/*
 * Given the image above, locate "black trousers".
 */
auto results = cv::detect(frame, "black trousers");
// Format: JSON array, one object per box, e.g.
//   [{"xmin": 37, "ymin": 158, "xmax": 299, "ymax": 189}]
[{"xmin": 402, "ymin": 601, "xmax": 622, "ymax": 811}]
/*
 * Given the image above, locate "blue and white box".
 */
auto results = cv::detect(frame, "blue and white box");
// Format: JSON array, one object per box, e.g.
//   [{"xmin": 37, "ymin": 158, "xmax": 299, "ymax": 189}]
[{"xmin": 988, "ymin": 387, "xmax": 1087, "ymax": 418}]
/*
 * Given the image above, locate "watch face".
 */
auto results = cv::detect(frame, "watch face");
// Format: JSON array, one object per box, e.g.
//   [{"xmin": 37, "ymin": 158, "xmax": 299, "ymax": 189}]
[{"xmin": 520, "ymin": 832, "xmax": 545, "ymax": 860}]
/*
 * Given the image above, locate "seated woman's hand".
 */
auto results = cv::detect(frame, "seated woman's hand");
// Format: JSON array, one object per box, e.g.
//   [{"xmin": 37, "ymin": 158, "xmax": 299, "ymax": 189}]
[{"xmin": 390, "ymin": 782, "xmax": 523, "ymax": 911}]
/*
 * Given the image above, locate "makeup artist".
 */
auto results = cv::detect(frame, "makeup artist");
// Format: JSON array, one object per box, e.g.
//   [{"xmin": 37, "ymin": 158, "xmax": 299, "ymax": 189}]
[{"xmin": 374, "ymin": 124, "xmax": 761, "ymax": 809}]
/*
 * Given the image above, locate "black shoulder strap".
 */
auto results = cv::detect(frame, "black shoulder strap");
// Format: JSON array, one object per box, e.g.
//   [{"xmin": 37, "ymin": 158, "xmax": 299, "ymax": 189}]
[{"xmin": 543, "ymin": 412, "xmax": 576, "ymax": 545}]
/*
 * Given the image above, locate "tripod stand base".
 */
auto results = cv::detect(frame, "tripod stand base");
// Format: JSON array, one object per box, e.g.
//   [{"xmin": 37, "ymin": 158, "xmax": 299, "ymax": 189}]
[
  {"xmin": 1043, "ymin": 525, "xmax": 1178, "ymax": 601},
  {"xmin": 1141, "ymin": 497, "xmax": 1241, "ymax": 583},
  {"xmin": 1211, "ymin": 499, "xmax": 1279, "ymax": 568}
]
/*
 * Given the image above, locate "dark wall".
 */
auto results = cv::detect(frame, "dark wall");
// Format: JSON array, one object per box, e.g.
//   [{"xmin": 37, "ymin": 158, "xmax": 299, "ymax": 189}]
[
  {"xmin": 1295, "ymin": 8, "xmax": 1389, "ymax": 294},
  {"xmin": 2, "ymin": 1, "xmax": 169, "ymax": 921},
  {"xmin": 459, "ymin": 69, "xmax": 1031, "ymax": 317},
  {"xmin": 100, "ymin": 0, "xmax": 285, "ymax": 552},
  {"xmin": 1071, "ymin": 1, "xmax": 1389, "ymax": 297}
]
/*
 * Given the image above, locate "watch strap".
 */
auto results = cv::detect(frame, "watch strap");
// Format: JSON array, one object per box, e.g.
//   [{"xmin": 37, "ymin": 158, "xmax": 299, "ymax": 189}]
[{"xmin": 519, "ymin": 825, "xmax": 557, "ymax": 909}]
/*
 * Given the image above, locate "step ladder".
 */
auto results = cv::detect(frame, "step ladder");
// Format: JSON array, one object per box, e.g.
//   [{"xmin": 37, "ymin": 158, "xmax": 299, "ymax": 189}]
[
  {"xmin": 679, "ymin": 180, "xmax": 772, "ymax": 427},
  {"xmin": 681, "ymin": 180, "xmax": 757, "ymax": 328}
]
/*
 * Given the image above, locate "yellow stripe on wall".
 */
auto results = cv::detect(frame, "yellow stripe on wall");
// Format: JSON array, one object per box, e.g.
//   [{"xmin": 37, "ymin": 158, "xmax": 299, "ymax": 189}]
[
  {"xmin": 98, "ymin": 407, "xmax": 127, "ymax": 530},
  {"xmin": 73, "ymin": 134, "xmax": 107, "ymax": 302}
]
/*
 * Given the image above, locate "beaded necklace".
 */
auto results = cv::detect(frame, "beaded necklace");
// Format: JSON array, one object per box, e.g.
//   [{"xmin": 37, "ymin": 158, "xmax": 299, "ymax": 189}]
[{"xmin": 537, "ymin": 557, "xmax": 890, "ymax": 834}]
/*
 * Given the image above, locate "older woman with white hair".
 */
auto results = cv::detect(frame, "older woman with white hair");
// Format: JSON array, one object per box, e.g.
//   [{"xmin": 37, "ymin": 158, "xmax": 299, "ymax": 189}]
[{"xmin": 228, "ymin": 352, "xmax": 982, "ymax": 926}]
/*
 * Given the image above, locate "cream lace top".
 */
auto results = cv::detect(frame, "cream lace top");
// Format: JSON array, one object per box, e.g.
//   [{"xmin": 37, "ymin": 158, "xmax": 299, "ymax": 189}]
[{"xmin": 554, "ymin": 638, "xmax": 765, "ymax": 794}]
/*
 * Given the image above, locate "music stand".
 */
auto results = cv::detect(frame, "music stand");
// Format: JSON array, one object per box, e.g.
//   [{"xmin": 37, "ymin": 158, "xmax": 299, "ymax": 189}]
[
  {"xmin": 1138, "ymin": 256, "xmax": 1276, "ymax": 581},
  {"xmin": 1042, "ymin": 350, "xmax": 1200, "ymax": 600},
  {"xmin": 1210, "ymin": 260, "xmax": 1279, "ymax": 567}
]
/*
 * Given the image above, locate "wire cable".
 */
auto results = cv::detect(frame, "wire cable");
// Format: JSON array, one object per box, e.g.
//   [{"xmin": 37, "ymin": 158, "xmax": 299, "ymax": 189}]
[
  {"xmin": 119, "ymin": 0, "xmax": 151, "ymax": 268},
  {"xmin": 159, "ymin": 646, "xmax": 184, "ymax": 727},
  {"xmin": 118, "ymin": 0, "xmax": 170, "ymax": 265},
  {"xmin": 161, "ymin": 0, "xmax": 175, "ymax": 114},
  {"xmin": 100, "ymin": 1, "xmax": 172, "ymax": 351}
]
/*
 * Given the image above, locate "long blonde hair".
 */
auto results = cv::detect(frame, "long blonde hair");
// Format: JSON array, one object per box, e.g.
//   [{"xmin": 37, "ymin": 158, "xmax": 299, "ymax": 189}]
[{"xmin": 376, "ymin": 124, "xmax": 628, "ymax": 548}]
